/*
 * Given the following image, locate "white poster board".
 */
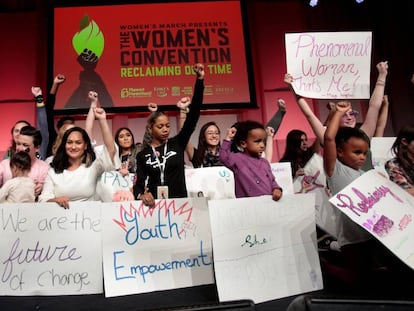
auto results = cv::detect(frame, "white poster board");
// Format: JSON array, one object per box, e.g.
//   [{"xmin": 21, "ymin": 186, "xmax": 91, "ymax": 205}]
[
  {"xmin": 293, "ymin": 154, "xmax": 337, "ymax": 237},
  {"xmin": 371, "ymin": 137, "xmax": 395, "ymax": 176},
  {"xmin": 329, "ymin": 170, "xmax": 414, "ymax": 269},
  {"xmin": 0, "ymin": 202, "xmax": 103, "ymax": 295},
  {"xmin": 96, "ymin": 171, "xmax": 135, "ymax": 202},
  {"xmin": 185, "ymin": 163, "xmax": 293, "ymax": 200},
  {"xmin": 285, "ymin": 31, "xmax": 372, "ymax": 99},
  {"xmin": 185, "ymin": 167, "xmax": 235, "ymax": 199},
  {"xmin": 208, "ymin": 194, "xmax": 323, "ymax": 304},
  {"xmin": 102, "ymin": 198, "xmax": 214, "ymax": 297},
  {"xmin": 270, "ymin": 162, "xmax": 294, "ymax": 195}
]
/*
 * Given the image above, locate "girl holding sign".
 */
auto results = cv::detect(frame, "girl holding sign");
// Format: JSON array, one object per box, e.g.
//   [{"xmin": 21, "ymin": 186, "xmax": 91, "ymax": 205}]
[
  {"xmin": 133, "ymin": 64, "xmax": 205, "ymax": 207},
  {"xmin": 219, "ymin": 121, "xmax": 283, "ymax": 200}
]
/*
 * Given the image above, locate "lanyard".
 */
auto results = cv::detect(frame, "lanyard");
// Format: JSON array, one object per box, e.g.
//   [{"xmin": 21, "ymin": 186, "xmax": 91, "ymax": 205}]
[{"xmin": 151, "ymin": 141, "xmax": 168, "ymax": 185}]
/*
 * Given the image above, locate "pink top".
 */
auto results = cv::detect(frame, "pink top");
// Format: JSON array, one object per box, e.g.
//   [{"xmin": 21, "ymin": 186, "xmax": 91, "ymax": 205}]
[{"xmin": 0, "ymin": 158, "xmax": 49, "ymax": 186}]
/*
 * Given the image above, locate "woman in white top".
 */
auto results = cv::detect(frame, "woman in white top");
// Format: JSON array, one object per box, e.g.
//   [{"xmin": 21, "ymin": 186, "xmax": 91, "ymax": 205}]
[{"xmin": 38, "ymin": 107, "xmax": 119, "ymax": 208}]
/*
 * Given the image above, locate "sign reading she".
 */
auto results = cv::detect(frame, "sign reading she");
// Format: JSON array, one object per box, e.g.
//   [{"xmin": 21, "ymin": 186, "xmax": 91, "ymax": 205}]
[
  {"xmin": 329, "ymin": 170, "xmax": 414, "ymax": 269},
  {"xmin": 0, "ymin": 202, "xmax": 103, "ymax": 295},
  {"xmin": 208, "ymin": 194, "xmax": 322, "ymax": 304},
  {"xmin": 285, "ymin": 31, "xmax": 372, "ymax": 99},
  {"xmin": 102, "ymin": 198, "xmax": 214, "ymax": 297}
]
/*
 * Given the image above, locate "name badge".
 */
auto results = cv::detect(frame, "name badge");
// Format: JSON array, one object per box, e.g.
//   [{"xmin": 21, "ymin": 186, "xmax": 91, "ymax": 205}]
[{"xmin": 157, "ymin": 186, "xmax": 169, "ymax": 199}]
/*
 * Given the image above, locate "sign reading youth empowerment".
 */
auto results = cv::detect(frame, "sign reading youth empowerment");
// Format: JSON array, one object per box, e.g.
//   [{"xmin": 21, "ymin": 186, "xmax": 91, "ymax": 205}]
[
  {"xmin": 53, "ymin": 1, "xmax": 251, "ymax": 110},
  {"xmin": 285, "ymin": 32, "xmax": 372, "ymax": 99},
  {"xmin": 208, "ymin": 194, "xmax": 323, "ymax": 304},
  {"xmin": 102, "ymin": 198, "xmax": 214, "ymax": 297},
  {"xmin": 0, "ymin": 202, "xmax": 102, "ymax": 295},
  {"xmin": 329, "ymin": 170, "xmax": 414, "ymax": 269}
]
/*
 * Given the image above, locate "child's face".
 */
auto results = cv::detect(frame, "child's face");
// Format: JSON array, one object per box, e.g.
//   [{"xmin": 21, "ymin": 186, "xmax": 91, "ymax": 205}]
[
  {"xmin": 240, "ymin": 128, "xmax": 266, "ymax": 158},
  {"xmin": 337, "ymin": 137, "xmax": 369, "ymax": 170}
]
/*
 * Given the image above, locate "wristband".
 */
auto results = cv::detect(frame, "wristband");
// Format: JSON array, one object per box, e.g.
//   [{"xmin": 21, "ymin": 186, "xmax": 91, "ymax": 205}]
[{"xmin": 34, "ymin": 95, "xmax": 44, "ymax": 103}]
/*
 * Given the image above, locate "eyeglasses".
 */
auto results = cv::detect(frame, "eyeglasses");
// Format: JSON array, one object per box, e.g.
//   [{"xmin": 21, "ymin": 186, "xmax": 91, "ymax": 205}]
[
  {"xmin": 342, "ymin": 110, "xmax": 359, "ymax": 118},
  {"xmin": 206, "ymin": 131, "xmax": 220, "ymax": 136}
]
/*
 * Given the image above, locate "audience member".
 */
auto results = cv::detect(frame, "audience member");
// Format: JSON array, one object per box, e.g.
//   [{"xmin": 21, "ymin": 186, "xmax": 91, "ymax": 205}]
[
  {"xmin": 38, "ymin": 107, "xmax": 119, "ymax": 208},
  {"xmin": 279, "ymin": 129, "xmax": 318, "ymax": 178},
  {"xmin": 219, "ymin": 120, "xmax": 283, "ymax": 200},
  {"xmin": 5, "ymin": 120, "xmax": 31, "ymax": 159},
  {"xmin": 0, "ymin": 125, "xmax": 49, "ymax": 198},
  {"xmin": 323, "ymin": 101, "xmax": 381, "ymax": 287},
  {"xmin": 0, "ymin": 151, "xmax": 35, "ymax": 203},
  {"xmin": 133, "ymin": 64, "xmax": 205, "ymax": 207},
  {"xmin": 285, "ymin": 61, "xmax": 388, "ymax": 170},
  {"xmin": 385, "ymin": 124, "xmax": 414, "ymax": 196}
]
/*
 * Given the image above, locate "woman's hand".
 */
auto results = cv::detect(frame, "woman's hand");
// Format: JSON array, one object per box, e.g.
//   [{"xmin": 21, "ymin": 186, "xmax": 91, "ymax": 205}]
[
  {"xmin": 139, "ymin": 190, "xmax": 155, "ymax": 208},
  {"xmin": 51, "ymin": 196, "xmax": 70, "ymax": 209}
]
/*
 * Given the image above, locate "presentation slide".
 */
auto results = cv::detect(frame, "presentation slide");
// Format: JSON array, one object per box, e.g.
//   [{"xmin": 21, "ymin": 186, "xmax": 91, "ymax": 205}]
[{"xmin": 52, "ymin": 1, "xmax": 255, "ymax": 113}]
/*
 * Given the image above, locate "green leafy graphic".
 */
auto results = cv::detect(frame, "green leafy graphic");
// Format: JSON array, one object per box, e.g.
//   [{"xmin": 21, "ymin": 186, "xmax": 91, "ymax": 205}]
[{"xmin": 72, "ymin": 14, "xmax": 105, "ymax": 58}]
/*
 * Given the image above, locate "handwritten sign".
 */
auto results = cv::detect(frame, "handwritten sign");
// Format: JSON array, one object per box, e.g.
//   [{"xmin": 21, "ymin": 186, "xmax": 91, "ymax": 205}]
[
  {"xmin": 285, "ymin": 31, "xmax": 372, "ymax": 99},
  {"xmin": 270, "ymin": 162, "xmax": 294, "ymax": 195},
  {"xmin": 102, "ymin": 198, "xmax": 214, "ymax": 297},
  {"xmin": 185, "ymin": 164, "xmax": 293, "ymax": 200},
  {"xmin": 0, "ymin": 202, "xmax": 103, "ymax": 295},
  {"xmin": 293, "ymin": 154, "xmax": 337, "ymax": 237},
  {"xmin": 329, "ymin": 170, "xmax": 414, "ymax": 269},
  {"xmin": 185, "ymin": 167, "xmax": 235, "ymax": 199},
  {"xmin": 96, "ymin": 171, "xmax": 135, "ymax": 202},
  {"xmin": 208, "ymin": 194, "xmax": 323, "ymax": 303},
  {"xmin": 371, "ymin": 137, "xmax": 395, "ymax": 176}
]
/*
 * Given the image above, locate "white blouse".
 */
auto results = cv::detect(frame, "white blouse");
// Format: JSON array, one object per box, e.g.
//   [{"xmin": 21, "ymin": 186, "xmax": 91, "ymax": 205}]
[{"xmin": 39, "ymin": 146, "xmax": 120, "ymax": 202}]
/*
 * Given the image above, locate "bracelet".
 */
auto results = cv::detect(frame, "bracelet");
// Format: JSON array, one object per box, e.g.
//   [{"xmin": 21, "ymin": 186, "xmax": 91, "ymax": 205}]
[
  {"xmin": 34, "ymin": 95, "xmax": 44, "ymax": 103},
  {"xmin": 376, "ymin": 81, "xmax": 385, "ymax": 86},
  {"xmin": 180, "ymin": 108, "xmax": 189, "ymax": 113}
]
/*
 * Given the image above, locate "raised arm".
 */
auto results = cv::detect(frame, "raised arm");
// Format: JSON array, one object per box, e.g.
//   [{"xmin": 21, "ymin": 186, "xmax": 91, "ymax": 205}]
[
  {"xmin": 85, "ymin": 91, "xmax": 98, "ymax": 139},
  {"xmin": 219, "ymin": 127, "xmax": 237, "ymax": 167},
  {"xmin": 31, "ymin": 86, "xmax": 48, "ymax": 160},
  {"xmin": 46, "ymin": 74, "xmax": 66, "ymax": 156},
  {"xmin": 266, "ymin": 98, "xmax": 286, "ymax": 133},
  {"xmin": 359, "ymin": 61, "xmax": 388, "ymax": 138},
  {"xmin": 323, "ymin": 101, "xmax": 352, "ymax": 177},
  {"xmin": 176, "ymin": 97, "xmax": 194, "ymax": 159},
  {"xmin": 94, "ymin": 107, "xmax": 116, "ymax": 161},
  {"xmin": 284, "ymin": 73, "xmax": 325, "ymax": 143},
  {"xmin": 176, "ymin": 64, "xmax": 204, "ymax": 147},
  {"xmin": 264, "ymin": 126, "xmax": 275, "ymax": 162},
  {"xmin": 374, "ymin": 95, "xmax": 389, "ymax": 137}
]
